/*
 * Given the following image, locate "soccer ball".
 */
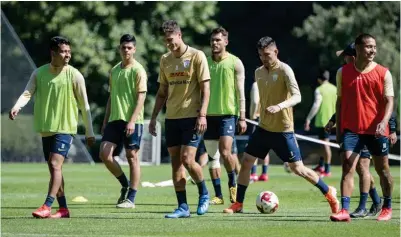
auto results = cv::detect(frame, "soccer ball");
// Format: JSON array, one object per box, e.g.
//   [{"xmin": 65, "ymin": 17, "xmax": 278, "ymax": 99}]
[{"xmin": 256, "ymin": 191, "xmax": 279, "ymax": 214}]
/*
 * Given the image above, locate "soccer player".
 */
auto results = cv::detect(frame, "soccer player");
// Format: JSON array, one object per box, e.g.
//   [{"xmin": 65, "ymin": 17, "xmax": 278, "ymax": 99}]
[
  {"xmin": 304, "ymin": 70, "xmax": 336, "ymax": 177},
  {"xmin": 249, "ymin": 81, "xmax": 270, "ymax": 182},
  {"xmin": 9, "ymin": 36, "xmax": 95, "ymax": 218},
  {"xmin": 203, "ymin": 26, "xmax": 247, "ymax": 204},
  {"xmin": 99, "ymin": 34, "xmax": 147, "ymax": 208},
  {"xmin": 326, "ymin": 41, "xmax": 397, "ymax": 219},
  {"xmin": 223, "ymin": 36, "xmax": 339, "ymax": 214},
  {"xmin": 194, "ymin": 138, "xmax": 240, "ymax": 205},
  {"xmin": 330, "ymin": 34, "xmax": 394, "ymax": 222},
  {"xmin": 149, "ymin": 20, "xmax": 210, "ymax": 218}
]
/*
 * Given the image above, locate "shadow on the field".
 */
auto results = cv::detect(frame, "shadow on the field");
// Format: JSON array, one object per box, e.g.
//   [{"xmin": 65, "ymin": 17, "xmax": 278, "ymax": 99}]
[
  {"xmin": 1, "ymin": 217, "xmax": 33, "ymax": 220},
  {"xmin": 68, "ymin": 203, "xmax": 179, "ymax": 207}
]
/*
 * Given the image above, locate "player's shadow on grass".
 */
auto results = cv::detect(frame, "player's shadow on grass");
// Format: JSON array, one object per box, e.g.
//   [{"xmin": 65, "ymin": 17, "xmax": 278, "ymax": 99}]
[
  {"xmin": 68, "ymin": 203, "xmax": 178, "ymax": 207},
  {"xmin": 1, "ymin": 217, "xmax": 33, "ymax": 220},
  {"xmin": 110, "ymin": 211, "xmax": 175, "ymax": 214}
]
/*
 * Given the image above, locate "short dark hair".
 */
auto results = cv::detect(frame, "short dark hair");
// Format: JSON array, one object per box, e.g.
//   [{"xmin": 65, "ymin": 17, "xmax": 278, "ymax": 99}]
[
  {"xmin": 161, "ymin": 20, "xmax": 181, "ymax": 34},
  {"xmin": 319, "ymin": 70, "xmax": 330, "ymax": 81},
  {"xmin": 257, "ymin": 36, "xmax": 276, "ymax": 50},
  {"xmin": 120, "ymin": 34, "xmax": 136, "ymax": 46},
  {"xmin": 50, "ymin": 36, "xmax": 70, "ymax": 52},
  {"xmin": 210, "ymin": 27, "xmax": 229, "ymax": 38},
  {"xmin": 355, "ymin": 33, "xmax": 375, "ymax": 45}
]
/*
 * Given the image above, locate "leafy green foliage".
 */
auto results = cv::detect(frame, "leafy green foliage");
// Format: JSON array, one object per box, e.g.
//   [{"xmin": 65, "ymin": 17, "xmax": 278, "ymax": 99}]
[
  {"xmin": 293, "ymin": 2, "xmax": 400, "ymax": 115},
  {"xmin": 2, "ymin": 2, "xmax": 218, "ymax": 131}
]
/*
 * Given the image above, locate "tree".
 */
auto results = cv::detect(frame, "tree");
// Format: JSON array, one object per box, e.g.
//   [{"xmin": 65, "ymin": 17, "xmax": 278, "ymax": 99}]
[
  {"xmin": 293, "ymin": 2, "xmax": 400, "ymax": 121},
  {"xmin": 2, "ymin": 2, "xmax": 218, "ymax": 132}
]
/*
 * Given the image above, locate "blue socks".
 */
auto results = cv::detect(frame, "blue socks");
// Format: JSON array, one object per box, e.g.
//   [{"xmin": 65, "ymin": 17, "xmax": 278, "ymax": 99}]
[
  {"xmin": 211, "ymin": 178, "xmax": 222, "ymax": 198},
  {"xmin": 44, "ymin": 195, "xmax": 55, "ymax": 207},
  {"xmin": 227, "ymin": 170, "xmax": 237, "ymax": 188},
  {"xmin": 127, "ymin": 188, "xmax": 137, "ymax": 203},
  {"xmin": 176, "ymin": 190, "xmax": 188, "ymax": 210},
  {"xmin": 57, "ymin": 196, "xmax": 67, "ymax": 208},
  {"xmin": 237, "ymin": 184, "xmax": 248, "ymax": 203},
  {"xmin": 357, "ymin": 192, "xmax": 368, "ymax": 210},
  {"xmin": 117, "ymin": 173, "xmax": 129, "ymax": 188},
  {"xmin": 369, "ymin": 188, "xmax": 381, "ymax": 205},
  {"xmin": 251, "ymin": 165, "xmax": 257, "ymax": 174},
  {"xmin": 324, "ymin": 163, "xmax": 330, "ymax": 173},
  {"xmin": 383, "ymin": 196, "xmax": 392, "ymax": 208},
  {"xmin": 318, "ymin": 157, "xmax": 324, "ymax": 167},
  {"xmin": 341, "ymin": 196, "xmax": 351, "ymax": 210},
  {"xmin": 314, "ymin": 178, "xmax": 329, "ymax": 194},
  {"xmin": 262, "ymin": 165, "xmax": 268, "ymax": 174},
  {"xmin": 196, "ymin": 180, "xmax": 208, "ymax": 196}
]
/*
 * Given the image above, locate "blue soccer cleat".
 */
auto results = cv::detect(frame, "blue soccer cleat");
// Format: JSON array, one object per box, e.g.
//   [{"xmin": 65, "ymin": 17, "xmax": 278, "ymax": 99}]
[
  {"xmin": 165, "ymin": 206, "xmax": 190, "ymax": 218},
  {"xmin": 197, "ymin": 194, "xmax": 210, "ymax": 215}
]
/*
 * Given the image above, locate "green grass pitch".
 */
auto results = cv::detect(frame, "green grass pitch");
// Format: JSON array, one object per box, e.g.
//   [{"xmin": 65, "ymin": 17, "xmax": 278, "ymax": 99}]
[{"xmin": 1, "ymin": 163, "xmax": 400, "ymax": 237}]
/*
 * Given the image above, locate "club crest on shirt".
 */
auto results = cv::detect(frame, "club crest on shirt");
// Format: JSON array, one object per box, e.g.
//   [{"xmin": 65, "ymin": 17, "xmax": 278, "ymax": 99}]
[
  {"xmin": 183, "ymin": 60, "xmax": 191, "ymax": 68},
  {"xmin": 272, "ymin": 74, "xmax": 278, "ymax": 82}
]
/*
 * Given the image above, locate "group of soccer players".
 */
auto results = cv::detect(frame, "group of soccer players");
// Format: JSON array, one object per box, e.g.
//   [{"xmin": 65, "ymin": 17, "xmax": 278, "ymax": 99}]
[{"xmin": 9, "ymin": 19, "xmax": 396, "ymax": 222}]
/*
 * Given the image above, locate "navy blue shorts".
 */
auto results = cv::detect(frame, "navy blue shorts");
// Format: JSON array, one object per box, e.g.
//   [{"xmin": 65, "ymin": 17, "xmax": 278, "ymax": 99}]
[
  {"xmin": 204, "ymin": 115, "xmax": 237, "ymax": 139},
  {"xmin": 317, "ymin": 127, "xmax": 330, "ymax": 139},
  {"xmin": 102, "ymin": 120, "xmax": 143, "ymax": 150},
  {"xmin": 341, "ymin": 129, "xmax": 389, "ymax": 156},
  {"xmin": 359, "ymin": 146, "xmax": 371, "ymax": 159},
  {"xmin": 42, "ymin": 134, "xmax": 73, "ymax": 161},
  {"xmin": 245, "ymin": 127, "xmax": 302, "ymax": 163},
  {"xmin": 113, "ymin": 142, "xmax": 124, "ymax": 157},
  {"xmin": 165, "ymin": 118, "xmax": 202, "ymax": 148}
]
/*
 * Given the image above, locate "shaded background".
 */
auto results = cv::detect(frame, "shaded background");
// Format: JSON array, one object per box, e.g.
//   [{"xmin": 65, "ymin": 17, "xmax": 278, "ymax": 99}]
[{"xmin": 1, "ymin": 1, "xmax": 400, "ymax": 163}]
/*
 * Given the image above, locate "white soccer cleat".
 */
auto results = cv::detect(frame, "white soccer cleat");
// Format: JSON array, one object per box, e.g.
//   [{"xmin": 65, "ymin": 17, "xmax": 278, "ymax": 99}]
[{"xmin": 116, "ymin": 199, "xmax": 136, "ymax": 209}]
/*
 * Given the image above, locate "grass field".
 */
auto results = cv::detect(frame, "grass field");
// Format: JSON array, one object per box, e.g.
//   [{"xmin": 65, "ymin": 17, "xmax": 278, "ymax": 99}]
[{"xmin": 1, "ymin": 163, "xmax": 400, "ymax": 237}]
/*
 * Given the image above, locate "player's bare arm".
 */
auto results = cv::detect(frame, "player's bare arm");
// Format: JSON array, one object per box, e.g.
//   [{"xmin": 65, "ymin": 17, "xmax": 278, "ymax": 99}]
[
  {"xmin": 197, "ymin": 79, "xmax": 210, "ymax": 135},
  {"xmin": 149, "ymin": 83, "xmax": 168, "ymax": 137},
  {"xmin": 235, "ymin": 58, "xmax": 247, "ymax": 134}
]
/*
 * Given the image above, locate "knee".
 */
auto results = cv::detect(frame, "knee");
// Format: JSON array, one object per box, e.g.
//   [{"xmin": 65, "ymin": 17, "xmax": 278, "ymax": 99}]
[
  {"xmin": 126, "ymin": 151, "xmax": 139, "ymax": 163},
  {"xmin": 100, "ymin": 152, "xmax": 113, "ymax": 163},
  {"xmin": 180, "ymin": 153, "xmax": 194, "ymax": 168},
  {"xmin": 356, "ymin": 163, "xmax": 369, "ymax": 177},
  {"xmin": 242, "ymin": 156, "xmax": 255, "ymax": 169},
  {"xmin": 219, "ymin": 148, "xmax": 231, "ymax": 159},
  {"xmin": 49, "ymin": 159, "xmax": 62, "ymax": 170},
  {"xmin": 99, "ymin": 147, "xmax": 113, "ymax": 162}
]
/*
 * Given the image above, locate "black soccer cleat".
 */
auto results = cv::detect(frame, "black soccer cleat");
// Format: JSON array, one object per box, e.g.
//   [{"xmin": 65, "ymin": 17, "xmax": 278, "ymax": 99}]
[
  {"xmin": 366, "ymin": 202, "xmax": 383, "ymax": 217},
  {"xmin": 350, "ymin": 208, "xmax": 368, "ymax": 218}
]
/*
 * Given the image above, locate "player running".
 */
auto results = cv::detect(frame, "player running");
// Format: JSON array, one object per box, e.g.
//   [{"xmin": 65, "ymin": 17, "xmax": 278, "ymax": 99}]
[{"xmin": 223, "ymin": 36, "xmax": 339, "ymax": 215}]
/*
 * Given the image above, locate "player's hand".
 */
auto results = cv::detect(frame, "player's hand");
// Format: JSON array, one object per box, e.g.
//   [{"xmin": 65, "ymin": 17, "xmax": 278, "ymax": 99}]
[
  {"xmin": 304, "ymin": 120, "xmax": 311, "ymax": 131},
  {"xmin": 389, "ymin": 132, "xmax": 397, "ymax": 146},
  {"xmin": 266, "ymin": 105, "xmax": 281, "ymax": 114},
  {"xmin": 101, "ymin": 122, "xmax": 107, "ymax": 136},
  {"xmin": 195, "ymin": 116, "xmax": 207, "ymax": 135},
  {"xmin": 238, "ymin": 119, "xmax": 247, "ymax": 135},
  {"xmin": 325, "ymin": 121, "xmax": 335, "ymax": 133},
  {"xmin": 9, "ymin": 108, "xmax": 20, "ymax": 120},
  {"xmin": 125, "ymin": 121, "xmax": 135, "ymax": 137},
  {"xmin": 375, "ymin": 121, "xmax": 387, "ymax": 137},
  {"xmin": 86, "ymin": 136, "xmax": 96, "ymax": 147},
  {"xmin": 149, "ymin": 119, "xmax": 157, "ymax": 137}
]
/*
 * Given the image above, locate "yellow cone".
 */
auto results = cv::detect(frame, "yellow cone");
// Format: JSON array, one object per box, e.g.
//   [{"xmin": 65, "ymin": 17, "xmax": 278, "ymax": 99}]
[{"xmin": 72, "ymin": 196, "xmax": 88, "ymax": 203}]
